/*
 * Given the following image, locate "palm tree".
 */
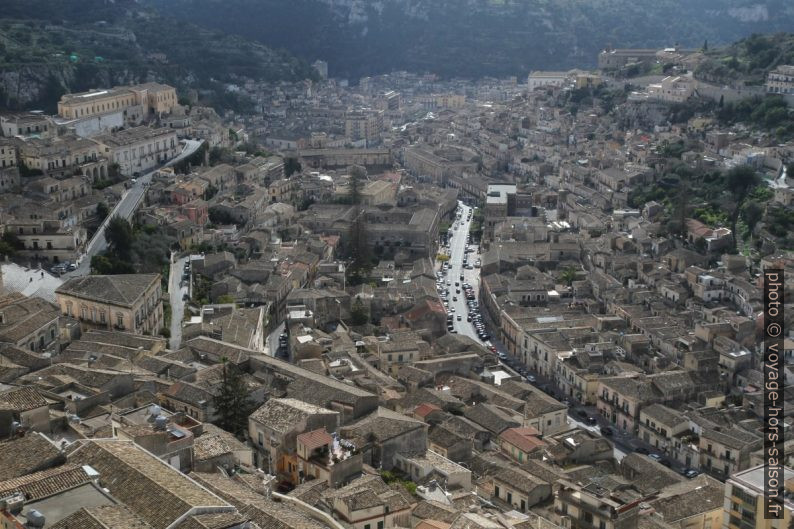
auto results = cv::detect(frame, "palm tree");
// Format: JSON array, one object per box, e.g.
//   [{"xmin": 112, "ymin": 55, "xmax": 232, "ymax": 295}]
[{"xmin": 559, "ymin": 266, "xmax": 577, "ymax": 286}]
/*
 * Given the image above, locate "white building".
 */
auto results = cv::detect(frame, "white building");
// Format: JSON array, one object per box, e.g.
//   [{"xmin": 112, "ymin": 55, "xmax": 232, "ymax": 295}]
[
  {"xmin": 94, "ymin": 126, "xmax": 179, "ymax": 176},
  {"xmin": 647, "ymin": 75, "xmax": 695, "ymax": 103},
  {"xmin": 527, "ymin": 71, "xmax": 569, "ymax": 91},
  {"xmin": 766, "ymin": 65, "xmax": 794, "ymax": 96}
]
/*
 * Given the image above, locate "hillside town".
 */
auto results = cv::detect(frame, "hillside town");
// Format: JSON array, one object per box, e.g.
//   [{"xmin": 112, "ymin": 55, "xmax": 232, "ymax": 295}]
[{"xmin": 0, "ymin": 43, "xmax": 792, "ymax": 529}]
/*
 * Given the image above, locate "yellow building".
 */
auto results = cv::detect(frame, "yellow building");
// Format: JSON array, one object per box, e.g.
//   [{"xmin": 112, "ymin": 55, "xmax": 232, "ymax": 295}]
[
  {"xmin": 55, "ymin": 273, "xmax": 164, "ymax": 335},
  {"xmin": 57, "ymin": 83, "xmax": 177, "ymax": 120},
  {"xmin": 723, "ymin": 465, "xmax": 794, "ymax": 529}
]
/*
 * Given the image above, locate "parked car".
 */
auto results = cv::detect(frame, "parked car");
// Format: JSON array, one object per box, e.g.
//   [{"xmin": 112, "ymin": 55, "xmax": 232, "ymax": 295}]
[
  {"xmin": 683, "ymin": 468, "xmax": 700, "ymax": 478},
  {"xmin": 599, "ymin": 426, "xmax": 613, "ymax": 436},
  {"xmin": 635, "ymin": 447, "xmax": 650, "ymax": 455}
]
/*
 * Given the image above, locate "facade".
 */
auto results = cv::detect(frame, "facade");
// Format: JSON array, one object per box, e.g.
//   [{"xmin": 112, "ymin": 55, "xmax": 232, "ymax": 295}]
[
  {"xmin": 648, "ymin": 76, "xmax": 695, "ymax": 103},
  {"xmin": 17, "ymin": 135, "xmax": 107, "ymax": 180},
  {"xmin": 55, "ymin": 274, "xmax": 164, "ymax": 335},
  {"xmin": 94, "ymin": 126, "xmax": 179, "ymax": 176},
  {"xmin": 345, "ymin": 109, "xmax": 384, "ymax": 144},
  {"xmin": 722, "ymin": 466, "xmax": 794, "ymax": 529},
  {"xmin": 57, "ymin": 83, "xmax": 178, "ymax": 121},
  {"xmin": 528, "ymin": 71, "xmax": 569, "ymax": 91},
  {"xmin": 554, "ymin": 479, "xmax": 640, "ymax": 529},
  {"xmin": 766, "ymin": 65, "xmax": 794, "ymax": 96}
]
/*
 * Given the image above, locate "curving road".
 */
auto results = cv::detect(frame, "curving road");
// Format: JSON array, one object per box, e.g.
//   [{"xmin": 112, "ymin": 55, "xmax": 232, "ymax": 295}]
[{"xmin": 65, "ymin": 139, "xmax": 204, "ymax": 278}]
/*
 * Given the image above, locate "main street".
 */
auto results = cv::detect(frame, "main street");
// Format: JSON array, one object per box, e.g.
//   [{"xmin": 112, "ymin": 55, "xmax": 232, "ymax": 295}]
[
  {"xmin": 64, "ymin": 139, "xmax": 204, "ymax": 278},
  {"xmin": 445, "ymin": 203, "xmax": 482, "ymax": 340}
]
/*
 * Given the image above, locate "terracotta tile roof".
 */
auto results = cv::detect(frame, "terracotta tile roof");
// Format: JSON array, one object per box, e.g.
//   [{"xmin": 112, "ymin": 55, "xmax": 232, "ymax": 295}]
[
  {"xmin": 51, "ymin": 505, "xmax": 154, "ymax": 529},
  {"xmin": 0, "ymin": 463, "xmax": 91, "ymax": 501},
  {"xmin": 499, "ymin": 427, "xmax": 546, "ymax": 454},
  {"xmin": 0, "ymin": 385, "xmax": 48, "ymax": 411},
  {"xmin": 0, "ymin": 433, "xmax": 62, "ymax": 478},
  {"xmin": 414, "ymin": 403, "xmax": 442, "ymax": 419},
  {"xmin": 67, "ymin": 440, "xmax": 231, "ymax": 529},
  {"xmin": 56, "ymin": 274, "xmax": 160, "ymax": 308},
  {"xmin": 297, "ymin": 428, "xmax": 333, "ymax": 452}
]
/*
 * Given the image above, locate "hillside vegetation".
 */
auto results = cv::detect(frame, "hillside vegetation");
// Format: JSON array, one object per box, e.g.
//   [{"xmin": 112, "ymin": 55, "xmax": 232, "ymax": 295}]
[
  {"xmin": 695, "ymin": 32, "xmax": 794, "ymax": 85},
  {"xmin": 146, "ymin": 0, "xmax": 794, "ymax": 79},
  {"xmin": 0, "ymin": 0, "xmax": 316, "ymax": 111}
]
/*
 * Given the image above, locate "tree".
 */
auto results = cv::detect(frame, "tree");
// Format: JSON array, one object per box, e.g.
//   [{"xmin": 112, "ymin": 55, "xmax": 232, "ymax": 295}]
[
  {"xmin": 348, "ymin": 165, "xmax": 366, "ymax": 205},
  {"xmin": 693, "ymin": 236, "xmax": 708, "ymax": 253},
  {"xmin": 96, "ymin": 202, "xmax": 109, "ymax": 222},
  {"xmin": 725, "ymin": 165, "xmax": 762, "ymax": 249},
  {"xmin": 558, "ymin": 266, "xmax": 577, "ymax": 286},
  {"xmin": 350, "ymin": 298, "xmax": 368, "ymax": 326},
  {"xmin": 213, "ymin": 359, "xmax": 254, "ymax": 437},
  {"xmin": 284, "ymin": 157, "xmax": 301, "ymax": 178},
  {"xmin": 105, "ymin": 217, "xmax": 134, "ymax": 261},
  {"xmin": 741, "ymin": 200, "xmax": 764, "ymax": 233}
]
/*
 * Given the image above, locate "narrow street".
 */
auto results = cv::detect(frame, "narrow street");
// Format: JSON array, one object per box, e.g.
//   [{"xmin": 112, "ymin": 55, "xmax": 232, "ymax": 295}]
[
  {"xmin": 265, "ymin": 321, "xmax": 286, "ymax": 357},
  {"xmin": 168, "ymin": 253, "xmax": 190, "ymax": 350}
]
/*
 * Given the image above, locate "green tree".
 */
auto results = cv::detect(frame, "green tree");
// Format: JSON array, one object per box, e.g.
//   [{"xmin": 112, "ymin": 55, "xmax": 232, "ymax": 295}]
[
  {"xmin": 284, "ymin": 157, "xmax": 301, "ymax": 178},
  {"xmin": 96, "ymin": 202, "xmax": 109, "ymax": 222},
  {"xmin": 350, "ymin": 297, "xmax": 368, "ymax": 326},
  {"xmin": 348, "ymin": 165, "xmax": 365, "ymax": 205},
  {"xmin": 694, "ymin": 236, "xmax": 708, "ymax": 253},
  {"xmin": 558, "ymin": 266, "xmax": 577, "ymax": 286},
  {"xmin": 105, "ymin": 216, "xmax": 134, "ymax": 261},
  {"xmin": 213, "ymin": 359, "xmax": 255, "ymax": 437},
  {"xmin": 725, "ymin": 165, "xmax": 762, "ymax": 249},
  {"xmin": 741, "ymin": 200, "xmax": 764, "ymax": 233}
]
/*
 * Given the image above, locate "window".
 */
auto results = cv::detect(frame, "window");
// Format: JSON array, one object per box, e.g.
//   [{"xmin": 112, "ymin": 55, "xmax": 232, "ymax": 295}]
[
  {"xmin": 599, "ymin": 522, "xmax": 606, "ymax": 529},
  {"xmin": 495, "ymin": 485, "xmax": 500, "ymax": 498},
  {"xmin": 507, "ymin": 492, "xmax": 512, "ymax": 504},
  {"xmin": 100, "ymin": 311, "xmax": 106, "ymax": 324},
  {"xmin": 365, "ymin": 524, "xmax": 371, "ymax": 529},
  {"xmin": 378, "ymin": 522, "xmax": 384, "ymax": 529},
  {"xmin": 116, "ymin": 313, "xmax": 124, "ymax": 328}
]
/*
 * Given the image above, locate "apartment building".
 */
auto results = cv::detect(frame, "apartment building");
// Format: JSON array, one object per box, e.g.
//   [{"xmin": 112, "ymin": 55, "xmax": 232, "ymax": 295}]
[
  {"xmin": 647, "ymin": 76, "xmax": 695, "ymax": 103},
  {"xmin": 723, "ymin": 466, "xmax": 794, "ymax": 529},
  {"xmin": 5, "ymin": 217, "xmax": 87, "ymax": 263},
  {"xmin": 17, "ymin": 134, "xmax": 108, "ymax": 180},
  {"xmin": 766, "ymin": 65, "xmax": 794, "ymax": 96},
  {"xmin": 345, "ymin": 109, "xmax": 384, "ymax": 144},
  {"xmin": 55, "ymin": 273, "xmax": 164, "ymax": 335},
  {"xmin": 0, "ymin": 112, "xmax": 55, "ymax": 139},
  {"xmin": 94, "ymin": 126, "xmax": 179, "ymax": 176},
  {"xmin": 553, "ymin": 478, "xmax": 640, "ymax": 529}
]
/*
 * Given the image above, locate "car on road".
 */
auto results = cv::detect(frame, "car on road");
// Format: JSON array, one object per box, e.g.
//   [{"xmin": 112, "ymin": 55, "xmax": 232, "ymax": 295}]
[
  {"xmin": 682, "ymin": 469, "xmax": 700, "ymax": 478},
  {"xmin": 452, "ymin": 296, "xmax": 457, "ymax": 301},
  {"xmin": 456, "ymin": 315, "xmax": 462, "ymax": 321},
  {"xmin": 599, "ymin": 426, "xmax": 613, "ymax": 436},
  {"xmin": 587, "ymin": 416, "xmax": 597, "ymax": 425},
  {"xmin": 525, "ymin": 374, "xmax": 536, "ymax": 383},
  {"xmin": 635, "ymin": 447, "xmax": 650, "ymax": 455},
  {"xmin": 576, "ymin": 410, "xmax": 589, "ymax": 420}
]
